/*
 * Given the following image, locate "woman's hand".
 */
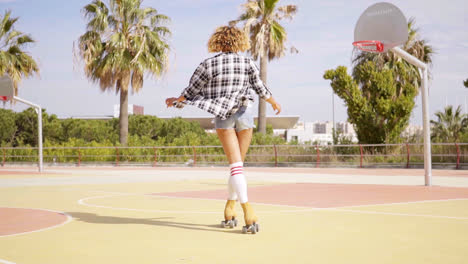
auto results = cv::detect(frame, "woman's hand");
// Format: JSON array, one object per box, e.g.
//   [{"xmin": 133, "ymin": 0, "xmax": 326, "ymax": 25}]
[
  {"xmin": 266, "ymin": 97, "xmax": 281, "ymax": 115},
  {"xmin": 165, "ymin": 97, "xmax": 178, "ymax": 108}
]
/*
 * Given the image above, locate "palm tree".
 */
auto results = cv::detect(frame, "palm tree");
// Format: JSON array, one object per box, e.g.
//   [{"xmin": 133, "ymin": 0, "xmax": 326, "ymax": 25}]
[
  {"xmin": 352, "ymin": 18, "xmax": 434, "ymax": 90},
  {"xmin": 0, "ymin": 10, "xmax": 39, "ymax": 97},
  {"xmin": 231, "ymin": 0, "xmax": 297, "ymax": 134},
  {"xmin": 76, "ymin": 0, "xmax": 170, "ymax": 145},
  {"xmin": 430, "ymin": 105, "xmax": 468, "ymax": 142}
]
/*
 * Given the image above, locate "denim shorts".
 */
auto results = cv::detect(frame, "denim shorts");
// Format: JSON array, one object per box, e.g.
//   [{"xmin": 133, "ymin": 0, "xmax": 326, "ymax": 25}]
[{"xmin": 214, "ymin": 105, "xmax": 255, "ymax": 132}]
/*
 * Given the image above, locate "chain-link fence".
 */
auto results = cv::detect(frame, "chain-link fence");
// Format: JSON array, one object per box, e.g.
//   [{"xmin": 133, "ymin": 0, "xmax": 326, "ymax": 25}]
[{"xmin": 1, "ymin": 143, "xmax": 467, "ymax": 169}]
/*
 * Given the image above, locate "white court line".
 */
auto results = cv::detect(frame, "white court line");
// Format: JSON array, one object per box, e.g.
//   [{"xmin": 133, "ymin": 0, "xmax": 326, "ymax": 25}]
[
  {"xmin": 339, "ymin": 198, "xmax": 468, "ymax": 209},
  {"xmin": 0, "ymin": 259, "xmax": 16, "ymax": 264},
  {"xmin": 77, "ymin": 192, "xmax": 468, "ymax": 220},
  {"xmin": 0, "ymin": 207, "xmax": 73, "ymax": 238},
  {"xmin": 327, "ymin": 208, "xmax": 468, "ymax": 220}
]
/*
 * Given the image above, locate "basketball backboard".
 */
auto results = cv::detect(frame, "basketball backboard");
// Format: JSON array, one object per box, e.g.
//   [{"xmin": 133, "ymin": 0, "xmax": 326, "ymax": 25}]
[
  {"xmin": 0, "ymin": 75, "xmax": 14, "ymax": 101},
  {"xmin": 354, "ymin": 2, "xmax": 408, "ymax": 52}
]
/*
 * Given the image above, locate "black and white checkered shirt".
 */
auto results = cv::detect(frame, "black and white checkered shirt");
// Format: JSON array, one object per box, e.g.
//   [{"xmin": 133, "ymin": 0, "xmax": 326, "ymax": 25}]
[{"xmin": 178, "ymin": 52, "xmax": 272, "ymax": 119}]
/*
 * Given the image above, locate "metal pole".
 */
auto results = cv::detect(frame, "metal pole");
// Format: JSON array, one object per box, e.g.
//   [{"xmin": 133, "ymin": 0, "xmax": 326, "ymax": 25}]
[
  {"xmin": 421, "ymin": 67, "xmax": 432, "ymax": 185},
  {"xmin": 392, "ymin": 47, "xmax": 432, "ymax": 186},
  {"xmin": 13, "ymin": 96, "xmax": 43, "ymax": 172},
  {"xmin": 37, "ymin": 106, "xmax": 43, "ymax": 172},
  {"xmin": 332, "ymin": 92, "xmax": 335, "ymax": 145}
]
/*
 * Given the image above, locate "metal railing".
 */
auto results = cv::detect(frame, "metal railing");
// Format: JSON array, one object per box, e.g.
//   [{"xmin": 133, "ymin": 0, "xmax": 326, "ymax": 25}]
[{"xmin": 1, "ymin": 143, "xmax": 467, "ymax": 169}]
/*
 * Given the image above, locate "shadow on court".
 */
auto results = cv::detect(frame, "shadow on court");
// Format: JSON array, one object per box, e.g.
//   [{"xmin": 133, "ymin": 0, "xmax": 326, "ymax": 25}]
[{"xmin": 68, "ymin": 212, "xmax": 240, "ymax": 234}]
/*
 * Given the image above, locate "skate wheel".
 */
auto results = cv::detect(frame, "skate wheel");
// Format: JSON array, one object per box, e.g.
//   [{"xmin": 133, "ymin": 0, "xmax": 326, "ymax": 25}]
[{"xmin": 242, "ymin": 226, "xmax": 247, "ymax": 234}]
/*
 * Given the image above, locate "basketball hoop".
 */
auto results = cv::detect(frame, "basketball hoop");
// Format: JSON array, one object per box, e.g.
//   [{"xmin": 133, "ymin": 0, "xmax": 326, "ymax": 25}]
[
  {"xmin": 352, "ymin": 40, "xmax": 384, "ymax": 53},
  {"xmin": 352, "ymin": 2, "xmax": 432, "ymax": 186}
]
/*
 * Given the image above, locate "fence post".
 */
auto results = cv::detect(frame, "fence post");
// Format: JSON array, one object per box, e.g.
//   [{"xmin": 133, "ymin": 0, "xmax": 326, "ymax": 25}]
[
  {"xmin": 316, "ymin": 144, "xmax": 320, "ymax": 168},
  {"xmin": 78, "ymin": 147, "xmax": 81, "ymax": 167},
  {"xmin": 115, "ymin": 147, "xmax": 119, "ymax": 166},
  {"xmin": 406, "ymin": 143, "xmax": 410, "ymax": 168},
  {"xmin": 359, "ymin": 144, "xmax": 363, "ymax": 168},
  {"xmin": 456, "ymin": 143, "xmax": 460, "ymax": 170},
  {"xmin": 273, "ymin": 145, "xmax": 278, "ymax": 167},
  {"xmin": 2, "ymin": 148, "xmax": 5, "ymax": 167},
  {"xmin": 193, "ymin": 146, "xmax": 197, "ymax": 167},
  {"xmin": 153, "ymin": 147, "xmax": 158, "ymax": 167}
]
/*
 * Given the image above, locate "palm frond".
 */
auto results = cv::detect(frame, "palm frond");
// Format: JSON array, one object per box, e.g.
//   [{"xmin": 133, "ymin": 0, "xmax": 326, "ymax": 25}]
[
  {"xmin": 77, "ymin": 0, "xmax": 170, "ymax": 94},
  {"xmin": 236, "ymin": 0, "xmax": 297, "ymax": 61},
  {"xmin": 277, "ymin": 5, "xmax": 297, "ymax": 20},
  {"xmin": 263, "ymin": 0, "xmax": 280, "ymax": 16},
  {"xmin": 0, "ymin": 10, "xmax": 39, "ymax": 94}
]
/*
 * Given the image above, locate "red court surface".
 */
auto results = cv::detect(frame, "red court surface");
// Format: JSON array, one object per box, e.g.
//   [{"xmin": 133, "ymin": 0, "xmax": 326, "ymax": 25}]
[
  {"xmin": 0, "ymin": 208, "xmax": 69, "ymax": 236},
  {"xmin": 154, "ymin": 182, "xmax": 468, "ymax": 208}
]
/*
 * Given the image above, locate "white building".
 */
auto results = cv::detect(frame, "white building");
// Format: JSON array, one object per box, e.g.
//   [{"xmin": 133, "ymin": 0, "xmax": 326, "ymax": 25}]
[
  {"xmin": 286, "ymin": 121, "xmax": 358, "ymax": 144},
  {"xmin": 113, "ymin": 104, "xmax": 144, "ymax": 118},
  {"xmin": 402, "ymin": 124, "xmax": 423, "ymax": 138}
]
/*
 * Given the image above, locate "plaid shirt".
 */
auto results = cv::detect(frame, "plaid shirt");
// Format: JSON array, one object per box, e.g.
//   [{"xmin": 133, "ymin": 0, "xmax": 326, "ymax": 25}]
[{"xmin": 178, "ymin": 52, "xmax": 272, "ymax": 119}]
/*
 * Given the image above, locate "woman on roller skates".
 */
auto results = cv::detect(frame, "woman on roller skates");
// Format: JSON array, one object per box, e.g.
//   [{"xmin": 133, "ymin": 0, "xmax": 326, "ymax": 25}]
[{"xmin": 165, "ymin": 26, "xmax": 281, "ymax": 234}]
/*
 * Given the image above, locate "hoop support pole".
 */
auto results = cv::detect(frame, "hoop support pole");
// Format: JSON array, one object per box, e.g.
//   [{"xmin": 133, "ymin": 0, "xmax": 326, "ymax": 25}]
[
  {"xmin": 13, "ymin": 96, "xmax": 43, "ymax": 172},
  {"xmin": 392, "ymin": 47, "xmax": 431, "ymax": 186}
]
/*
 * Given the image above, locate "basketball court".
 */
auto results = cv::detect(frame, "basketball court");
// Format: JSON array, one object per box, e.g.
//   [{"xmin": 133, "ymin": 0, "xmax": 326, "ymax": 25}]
[
  {"xmin": 1, "ymin": 2, "xmax": 467, "ymax": 263},
  {"xmin": 1, "ymin": 167, "xmax": 468, "ymax": 264}
]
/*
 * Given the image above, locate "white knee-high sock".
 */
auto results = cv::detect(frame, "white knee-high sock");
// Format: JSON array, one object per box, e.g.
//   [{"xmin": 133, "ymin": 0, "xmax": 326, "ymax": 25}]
[
  {"xmin": 227, "ymin": 176, "xmax": 238, "ymax": 200},
  {"xmin": 230, "ymin": 162, "xmax": 248, "ymax": 203}
]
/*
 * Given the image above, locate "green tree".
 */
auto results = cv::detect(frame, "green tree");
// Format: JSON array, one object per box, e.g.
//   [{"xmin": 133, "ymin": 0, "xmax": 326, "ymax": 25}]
[
  {"xmin": 430, "ymin": 105, "xmax": 468, "ymax": 142},
  {"xmin": 14, "ymin": 107, "xmax": 42, "ymax": 146},
  {"xmin": 0, "ymin": 108, "xmax": 17, "ymax": 145},
  {"xmin": 352, "ymin": 18, "xmax": 433, "ymax": 91},
  {"xmin": 0, "ymin": 10, "xmax": 39, "ymax": 96},
  {"xmin": 231, "ymin": 0, "xmax": 297, "ymax": 134},
  {"xmin": 324, "ymin": 61, "xmax": 417, "ymax": 144},
  {"xmin": 61, "ymin": 118, "xmax": 116, "ymax": 143},
  {"xmin": 158, "ymin": 118, "xmax": 206, "ymax": 144},
  {"xmin": 42, "ymin": 113, "xmax": 64, "ymax": 144},
  {"xmin": 128, "ymin": 115, "xmax": 164, "ymax": 140},
  {"xmin": 76, "ymin": 0, "xmax": 171, "ymax": 145}
]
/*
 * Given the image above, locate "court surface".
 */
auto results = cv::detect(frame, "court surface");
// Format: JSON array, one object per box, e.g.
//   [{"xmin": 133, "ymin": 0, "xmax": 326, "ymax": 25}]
[{"xmin": 1, "ymin": 167, "xmax": 468, "ymax": 264}]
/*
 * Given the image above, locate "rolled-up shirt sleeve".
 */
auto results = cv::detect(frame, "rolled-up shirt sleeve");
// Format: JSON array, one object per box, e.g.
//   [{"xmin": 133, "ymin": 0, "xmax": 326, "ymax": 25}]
[
  {"xmin": 248, "ymin": 60, "xmax": 272, "ymax": 100},
  {"xmin": 181, "ymin": 62, "xmax": 209, "ymax": 100}
]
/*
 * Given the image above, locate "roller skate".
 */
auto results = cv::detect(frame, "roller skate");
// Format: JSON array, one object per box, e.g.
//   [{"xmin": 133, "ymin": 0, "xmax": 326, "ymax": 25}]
[
  {"xmin": 220, "ymin": 200, "xmax": 238, "ymax": 228},
  {"xmin": 241, "ymin": 202, "xmax": 259, "ymax": 234}
]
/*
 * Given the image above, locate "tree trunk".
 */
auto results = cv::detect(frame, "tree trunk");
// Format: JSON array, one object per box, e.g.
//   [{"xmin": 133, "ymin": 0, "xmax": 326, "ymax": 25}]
[
  {"xmin": 257, "ymin": 55, "xmax": 268, "ymax": 134},
  {"xmin": 119, "ymin": 89, "xmax": 129, "ymax": 146}
]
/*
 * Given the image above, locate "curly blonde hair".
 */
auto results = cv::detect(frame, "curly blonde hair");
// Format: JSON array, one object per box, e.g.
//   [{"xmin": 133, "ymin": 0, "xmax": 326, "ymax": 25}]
[{"xmin": 207, "ymin": 26, "xmax": 250, "ymax": 53}]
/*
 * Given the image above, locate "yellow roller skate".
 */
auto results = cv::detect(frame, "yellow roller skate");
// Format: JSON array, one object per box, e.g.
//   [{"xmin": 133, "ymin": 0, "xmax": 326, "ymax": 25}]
[
  {"xmin": 220, "ymin": 200, "xmax": 238, "ymax": 228},
  {"xmin": 241, "ymin": 202, "xmax": 259, "ymax": 234}
]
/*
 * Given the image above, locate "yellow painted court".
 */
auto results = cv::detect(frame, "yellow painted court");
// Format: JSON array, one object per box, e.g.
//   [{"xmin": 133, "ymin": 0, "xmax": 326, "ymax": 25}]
[{"xmin": 1, "ymin": 167, "xmax": 468, "ymax": 264}]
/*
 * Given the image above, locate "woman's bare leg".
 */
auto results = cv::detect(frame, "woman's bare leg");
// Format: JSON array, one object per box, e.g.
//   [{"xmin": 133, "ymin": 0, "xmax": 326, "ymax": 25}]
[
  {"xmin": 235, "ymin": 128, "xmax": 257, "ymax": 226},
  {"xmin": 217, "ymin": 129, "xmax": 242, "ymax": 222},
  {"xmin": 236, "ymin": 128, "xmax": 253, "ymax": 162},
  {"xmin": 216, "ymin": 129, "xmax": 242, "ymax": 164}
]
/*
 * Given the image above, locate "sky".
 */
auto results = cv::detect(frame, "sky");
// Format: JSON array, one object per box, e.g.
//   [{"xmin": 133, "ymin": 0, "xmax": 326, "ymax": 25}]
[{"xmin": 1, "ymin": 0, "xmax": 467, "ymax": 125}]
